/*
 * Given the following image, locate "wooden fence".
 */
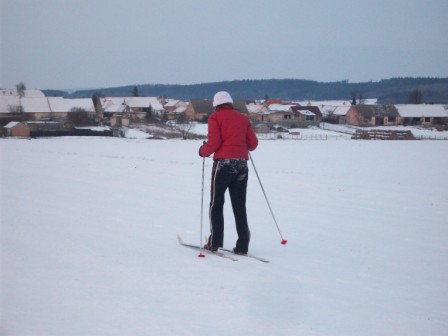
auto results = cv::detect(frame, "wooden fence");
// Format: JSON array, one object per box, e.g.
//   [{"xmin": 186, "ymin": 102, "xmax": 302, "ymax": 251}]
[{"xmin": 351, "ymin": 130, "xmax": 414, "ymax": 140}]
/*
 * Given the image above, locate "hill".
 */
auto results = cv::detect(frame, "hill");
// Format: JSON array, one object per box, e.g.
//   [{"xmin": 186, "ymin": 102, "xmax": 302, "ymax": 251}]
[{"xmin": 45, "ymin": 77, "xmax": 448, "ymax": 103}]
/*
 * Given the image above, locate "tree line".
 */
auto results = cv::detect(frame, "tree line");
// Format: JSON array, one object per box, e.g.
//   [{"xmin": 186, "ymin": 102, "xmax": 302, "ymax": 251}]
[{"xmin": 43, "ymin": 77, "xmax": 448, "ymax": 104}]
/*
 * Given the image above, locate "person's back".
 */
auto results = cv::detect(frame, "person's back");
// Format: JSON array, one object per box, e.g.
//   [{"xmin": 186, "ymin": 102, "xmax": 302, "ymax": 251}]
[{"xmin": 201, "ymin": 104, "xmax": 258, "ymax": 159}]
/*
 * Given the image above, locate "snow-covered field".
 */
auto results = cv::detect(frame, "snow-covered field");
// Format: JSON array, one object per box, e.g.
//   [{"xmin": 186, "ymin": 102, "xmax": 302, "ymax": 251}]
[{"xmin": 1, "ymin": 136, "xmax": 448, "ymax": 336}]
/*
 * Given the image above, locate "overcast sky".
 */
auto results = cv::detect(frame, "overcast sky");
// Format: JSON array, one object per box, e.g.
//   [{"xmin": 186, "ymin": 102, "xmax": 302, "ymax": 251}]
[{"xmin": 1, "ymin": 0, "xmax": 448, "ymax": 90}]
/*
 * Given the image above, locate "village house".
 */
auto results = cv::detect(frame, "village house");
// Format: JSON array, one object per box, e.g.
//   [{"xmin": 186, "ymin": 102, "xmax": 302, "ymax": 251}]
[
  {"xmin": 346, "ymin": 104, "xmax": 400, "ymax": 127},
  {"xmin": 298, "ymin": 99, "xmax": 377, "ymax": 125},
  {"xmin": 395, "ymin": 104, "xmax": 448, "ymax": 127},
  {"xmin": 185, "ymin": 99, "xmax": 248, "ymax": 122},
  {"xmin": 3, "ymin": 121, "xmax": 31, "ymax": 137},
  {"xmin": 49, "ymin": 98, "xmax": 96, "ymax": 120},
  {"xmin": 184, "ymin": 99, "xmax": 211, "ymax": 121},
  {"xmin": 1, "ymin": 90, "xmax": 43, "ymax": 125},
  {"xmin": 328, "ymin": 105, "xmax": 351, "ymax": 124},
  {"xmin": 250, "ymin": 102, "xmax": 320, "ymax": 128},
  {"xmin": 261, "ymin": 104, "xmax": 296, "ymax": 123},
  {"xmin": 163, "ymin": 99, "xmax": 187, "ymax": 113},
  {"xmin": 247, "ymin": 102, "xmax": 269, "ymax": 114},
  {"xmin": 23, "ymin": 97, "xmax": 96, "ymax": 122},
  {"xmin": 291, "ymin": 106, "xmax": 323, "ymax": 122},
  {"xmin": 162, "ymin": 99, "xmax": 188, "ymax": 120},
  {"xmin": 0, "ymin": 89, "xmax": 97, "ymax": 125},
  {"xmin": 101, "ymin": 97, "xmax": 164, "ymax": 116},
  {"xmin": 100, "ymin": 97, "xmax": 166, "ymax": 126}
]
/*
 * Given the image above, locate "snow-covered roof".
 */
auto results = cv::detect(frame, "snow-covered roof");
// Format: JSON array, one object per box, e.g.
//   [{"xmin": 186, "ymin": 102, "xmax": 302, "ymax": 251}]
[
  {"xmin": 75, "ymin": 126, "xmax": 111, "ymax": 131},
  {"xmin": 268, "ymin": 104, "xmax": 294, "ymax": 112},
  {"xmin": 332, "ymin": 105, "xmax": 351, "ymax": 116},
  {"xmin": 303, "ymin": 99, "xmax": 377, "ymax": 107},
  {"xmin": 246, "ymin": 103, "xmax": 268, "ymax": 114},
  {"xmin": 297, "ymin": 110, "xmax": 316, "ymax": 116},
  {"xmin": 300, "ymin": 100, "xmax": 352, "ymax": 107},
  {"xmin": 147, "ymin": 97, "xmax": 165, "ymax": 111},
  {"xmin": 395, "ymin": 104, "xmax": 448, "ymax": 118},
  {"xmin": 164, "ymin": 99, "xmax": 181, "ymax": 107},
  {"xmin": 105, "ymin": 103, "xmax": 127, "ymax": 113},
  {"xmin": 49, "ymin": 98, "xmax": 95, "ymax": 112},
  {"xmin": 0, "ymin": 95, "xmax": 20, "ymax": 112},
  {"xmin": 124, "ymin": 97, "xmax": 152, "ymax": 108},
  {"xmin": 1, "ymin": 96, "xmax": 97, "ymax": 113},
  {"xmin": 4, "ymin": 121, "xmax": 22, "ymax": 128},
  {"xmin": 21, "ymin": 97, "xmax": 52, "ymax": 113},
  {"xmin": 101, "ymin": 97, "xmax": 164, "ymax": 111},
  {"xmin": 173, "ymin": 106, "xmax": 187, "ymax": 113}
]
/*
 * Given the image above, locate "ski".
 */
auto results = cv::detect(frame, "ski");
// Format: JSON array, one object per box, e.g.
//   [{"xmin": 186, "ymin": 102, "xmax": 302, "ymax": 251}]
[
  {"xmin": 201, "ymin": 236, "xmax": 270, "ymax": 263},
  {"xmin": 219, "ymin": 248, "xmax": 270, "ymax": 263},
  {"xmin": 177, "ymin": 235, "xmax": 238, "ymax": 261}
]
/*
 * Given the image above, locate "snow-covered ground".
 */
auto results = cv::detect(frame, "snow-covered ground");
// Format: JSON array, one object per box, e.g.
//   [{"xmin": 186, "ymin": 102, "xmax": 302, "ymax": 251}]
[{"xmin": 2, "ymin": 137, "xmax": 448, "ymax": 336}]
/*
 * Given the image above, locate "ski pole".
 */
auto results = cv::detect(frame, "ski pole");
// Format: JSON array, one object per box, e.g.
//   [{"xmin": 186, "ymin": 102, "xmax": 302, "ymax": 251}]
[
  {"xmin": 198, "ymin": 156, "xmax": 206, "ymax": 258},
  {"xmin": 249, "ymin": 152, "xmax": 287, "ymax": 245}
]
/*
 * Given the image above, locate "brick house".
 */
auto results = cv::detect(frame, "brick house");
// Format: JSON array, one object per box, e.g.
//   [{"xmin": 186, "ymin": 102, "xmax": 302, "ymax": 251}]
[
  {"xmin": 252, "ymin": 104, "xmax": 319, "ymax": 127},
  {"xmin": 3, "ymin": 121, "xmax": 30, "ymax": 137},
  {"xmin": 346, "ymin": 104, "xmax": 400, "ymax": 127},
  {"xmin": 162, "ymin": 99, "xmax": 188, "ymax": 120},
  {"xmin": 291, "ymin": 106, "xmax": 323, "ymax": 122}
]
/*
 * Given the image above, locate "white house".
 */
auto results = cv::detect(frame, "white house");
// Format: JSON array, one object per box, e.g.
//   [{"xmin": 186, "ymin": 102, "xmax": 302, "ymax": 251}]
[
  {"xmin": 395, "ymin": 104, "xmax": 448, "ymax": 126},
  {"xmin": 101, "ymin": 97, "xmax": 165, "ymax": 115}
]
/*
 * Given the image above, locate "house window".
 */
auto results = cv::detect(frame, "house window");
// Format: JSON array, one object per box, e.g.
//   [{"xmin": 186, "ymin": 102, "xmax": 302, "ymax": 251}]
[
  {"xmin": 389, "ymin": 116, "xmax": 396, "ymax": 122},
  {"xmin": 306, "ymin": 115, "xmax": 314, "ymax": 121},
  {"xmin": 283, "ymin": 115, "xmax": 291, "ymax": 120},
  {"xmin": 424, "ymin": 117, "xmax": 431, "ymax": 123}
]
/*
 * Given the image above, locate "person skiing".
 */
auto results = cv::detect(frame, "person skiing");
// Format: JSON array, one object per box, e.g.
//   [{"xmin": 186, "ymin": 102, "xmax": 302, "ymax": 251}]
[{"xmin": 199, "ymin": 91, "xmax": 258, "ymax": 255}]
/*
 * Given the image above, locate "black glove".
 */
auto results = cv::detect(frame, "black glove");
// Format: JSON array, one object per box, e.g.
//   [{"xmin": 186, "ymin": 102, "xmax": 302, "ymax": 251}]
[{"xmin": 198, "ymin": 141, "xmax": 206, "ymax": 157}]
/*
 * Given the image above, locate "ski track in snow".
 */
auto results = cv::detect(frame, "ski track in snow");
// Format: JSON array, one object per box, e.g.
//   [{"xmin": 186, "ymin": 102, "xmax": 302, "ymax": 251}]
[{"xmin": 1, "ymin": 136, "xmax": 448, "ymax": 336}]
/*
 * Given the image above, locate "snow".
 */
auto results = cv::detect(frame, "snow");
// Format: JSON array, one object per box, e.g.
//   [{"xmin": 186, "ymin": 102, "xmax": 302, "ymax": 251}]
[
  {"xmin": 320, "ymin": 123, "xmax": 448, "ymax": 139},
  {"xmin": 395, "ymin": 104, "xmax": 448, "ymax": 118},
  {"xmin": 0, "ymin": 96, "xmax": 20, "ymax": 113},
  {"xmin": 2, "ymin": 137, "xmax": 448, "ymax": 336},
  {"xmin": 75, "ymin": 126, "xmax": 111, "ymax": 132},
  {"xmin": 297, "ymin": 110, "xmax": 316, "ymax": 116},
  {"xmin": 100, "ymin": 97, "xmax": 164, "ymax": 112},
  {"xmin": 48, "ymin": 98, "xmax": 96, "ymax": 112},
  {"xmin": 3, "ymin": 121, "xmax": 21, "ymax": 129},
  {"xmin": 122, "ymin": 127, "xmax": 151, "ymax": 139},
  {"xmin": 20, "ymin": 97, "xmax": 52, "ymax": 113},
  {"xmin": 268, "ymin": 104, "xmax": 295, "ymax": 112}
]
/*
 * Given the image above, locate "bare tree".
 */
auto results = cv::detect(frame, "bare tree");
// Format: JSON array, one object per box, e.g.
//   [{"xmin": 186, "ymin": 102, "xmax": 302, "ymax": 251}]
[
  {"xmin": 176, "ymin": 114, "xmax": 195, "ymax": 139},
  {"xmin": 408, "ymin": 88, "xmax": 423, "ymax": 104},
  {"xmin": 16, "ymin": 82, "xmax": 26, "ymax": 98},
  {"xmin": 67, "ymin": 108, "xmax": 90, "ymax": 125},
  {"xmin": 7, "ymin": 105, "xmax": 24, "ymax": 113}
]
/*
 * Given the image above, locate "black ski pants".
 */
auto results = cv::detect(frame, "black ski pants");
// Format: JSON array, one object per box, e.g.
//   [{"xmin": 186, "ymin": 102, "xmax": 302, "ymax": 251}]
[{"xmin": 209, "ymin": 159, "xmax": 251, "ymax": 253}]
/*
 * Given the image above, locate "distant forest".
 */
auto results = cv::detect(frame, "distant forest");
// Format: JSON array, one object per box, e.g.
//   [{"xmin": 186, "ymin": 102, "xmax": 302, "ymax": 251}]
[{"xmin": 44, "ymin": 77, "xmax": 448, "ymax": 104}]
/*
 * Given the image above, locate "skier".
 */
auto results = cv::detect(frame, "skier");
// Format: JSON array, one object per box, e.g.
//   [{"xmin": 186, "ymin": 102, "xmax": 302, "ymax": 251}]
[{"xmin": 199, "ymin": 91, "xmax": 258, "ymax": 255}]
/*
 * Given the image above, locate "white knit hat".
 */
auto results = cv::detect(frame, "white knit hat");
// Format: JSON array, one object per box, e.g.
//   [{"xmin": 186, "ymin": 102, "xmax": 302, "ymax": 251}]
[{"xmin": 213, "ymin": 91, "xmax": 233, "ymax": 107}]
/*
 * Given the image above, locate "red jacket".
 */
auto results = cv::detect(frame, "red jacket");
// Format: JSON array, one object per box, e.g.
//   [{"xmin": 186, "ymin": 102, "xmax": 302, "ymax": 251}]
[{"xmin": 200, "ymin": 105, "xmax": 258, "ymax": 159}]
